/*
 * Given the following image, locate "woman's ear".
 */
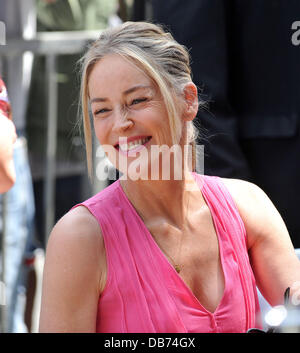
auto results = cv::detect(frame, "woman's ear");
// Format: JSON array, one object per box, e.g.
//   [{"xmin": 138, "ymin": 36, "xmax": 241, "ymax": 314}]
[{"xmin": 182, "ymin": 82, "xmax": 198, "ymax": 121}]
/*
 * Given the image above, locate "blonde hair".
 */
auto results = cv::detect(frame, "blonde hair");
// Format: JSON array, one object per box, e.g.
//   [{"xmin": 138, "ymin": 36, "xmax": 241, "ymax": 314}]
[{"xmin": 79, "ymin": 21, "xmax": 199, "ymax": 177}]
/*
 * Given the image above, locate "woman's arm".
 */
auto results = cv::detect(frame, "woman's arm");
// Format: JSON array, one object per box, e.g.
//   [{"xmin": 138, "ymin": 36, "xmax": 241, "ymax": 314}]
[
  {"xmin": 39, "ymin": 206, "xmax": 105, "ymax": 332},
  {"xmin": 222, "ymin": 178, "xmax": 300, "ymax": 306}
]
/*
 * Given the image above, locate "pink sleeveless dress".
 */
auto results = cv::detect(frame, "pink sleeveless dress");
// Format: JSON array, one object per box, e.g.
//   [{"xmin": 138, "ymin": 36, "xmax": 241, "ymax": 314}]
[{"xmin": 73, "ymin": 173, "xmax": 262, "ymax": 333}]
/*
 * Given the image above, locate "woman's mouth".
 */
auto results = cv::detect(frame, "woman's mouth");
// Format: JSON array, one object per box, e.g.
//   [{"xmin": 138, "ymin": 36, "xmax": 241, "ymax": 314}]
[{"xmin": 115, "ymin": 136, "xmax": 152, "ymax": 156}]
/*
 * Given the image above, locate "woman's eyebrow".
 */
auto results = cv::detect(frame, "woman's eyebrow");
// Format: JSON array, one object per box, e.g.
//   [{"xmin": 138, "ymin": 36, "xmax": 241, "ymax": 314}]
[
  {"xmin": 123, "ymin": 85, "xmax": 153, "ymax": 95},
  {"xmin": 90, "ymin": 97, "xmax": 107, "ymax": 104},
  {"xmin": 90, "ymin": 85, "xmax": 153, "ymax": 104}
]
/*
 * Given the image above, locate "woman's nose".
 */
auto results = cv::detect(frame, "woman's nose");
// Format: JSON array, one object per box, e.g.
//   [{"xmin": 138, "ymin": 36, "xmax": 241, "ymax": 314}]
[{"xmin": 111, "ymin": 109, "xmax": 134, "ymax": 133}]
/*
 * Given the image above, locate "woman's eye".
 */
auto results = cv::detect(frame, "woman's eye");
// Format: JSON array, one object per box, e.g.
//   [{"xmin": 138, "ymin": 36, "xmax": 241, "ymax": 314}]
[
  {"xmin": 94, "ymin": 108, "xmax": 110, "ymax": 115},
  {"xmin": 131, "ymin": 98, "xmax": 147, "ymax": 105}
]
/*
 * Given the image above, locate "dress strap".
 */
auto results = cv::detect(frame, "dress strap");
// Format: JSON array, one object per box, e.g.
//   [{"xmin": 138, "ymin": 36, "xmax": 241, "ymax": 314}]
[{"xmin": 193, "ymin": 173, "xmax": 260, "ymax": 329}]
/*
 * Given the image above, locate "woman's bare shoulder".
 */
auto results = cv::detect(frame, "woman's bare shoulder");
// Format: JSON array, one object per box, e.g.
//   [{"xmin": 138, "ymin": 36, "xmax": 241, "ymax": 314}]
[
  {"xmin": 220, "ymin": 177, "xmax": 257, "ymax": 195},
  {"xmin": 54, "ymin": 205, "xmax": 101, "ymax": 237},
  {"xmin": 220, "ymin": 177, "xmax": 269, "ymax": 207},
  {"xmin": 45, "ymin": 205, "xmax": 104, "ymax": 273},
  {"xmin": 220, "ymin": 177, "xmax": 286, "ymax": 248},
  {"xmin": 45, "ymin": 205, "xmax": 105, "ymax": 274},
  {"xmin": 40, "ymin": 206, "xmax": 105, "ymax": 332}
]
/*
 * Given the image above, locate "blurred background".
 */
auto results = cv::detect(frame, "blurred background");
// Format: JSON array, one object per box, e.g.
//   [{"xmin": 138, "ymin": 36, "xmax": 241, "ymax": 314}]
[{"xmin": 0, "ymin": 0, "xmax": 299, "ymax": 333}]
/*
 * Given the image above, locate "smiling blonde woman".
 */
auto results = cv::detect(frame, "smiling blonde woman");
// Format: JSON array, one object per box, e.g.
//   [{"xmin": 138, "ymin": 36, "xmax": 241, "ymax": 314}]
[{"xmin": 39, "ymin": 21, "xmax": 300, "ymax": 333}]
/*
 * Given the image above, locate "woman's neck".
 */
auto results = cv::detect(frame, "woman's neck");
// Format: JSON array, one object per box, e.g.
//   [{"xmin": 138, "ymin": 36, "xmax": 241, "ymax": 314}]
[{"xmin": 120, "ymin": 170, "xmax": 203, "ymax": 229}]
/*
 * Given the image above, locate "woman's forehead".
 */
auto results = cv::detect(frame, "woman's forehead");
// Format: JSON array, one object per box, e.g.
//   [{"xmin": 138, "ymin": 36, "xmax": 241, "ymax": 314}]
[
  {"xmin": 91, "ymin": 54, "xmax": 150, "ymax": 81},
  {"xmin": 88, "ymin": 54, "xmax": 156, "ymax": 96}
]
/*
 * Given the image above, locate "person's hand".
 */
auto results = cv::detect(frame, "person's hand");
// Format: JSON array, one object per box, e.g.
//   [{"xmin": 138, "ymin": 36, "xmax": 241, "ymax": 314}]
[{"xmin": 0, "ymin": 113, "xmax": 17, "ymax": 193}]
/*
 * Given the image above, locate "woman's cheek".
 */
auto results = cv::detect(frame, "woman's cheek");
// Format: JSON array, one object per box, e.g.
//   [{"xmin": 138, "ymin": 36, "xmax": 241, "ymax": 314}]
[{"xmin": 94, "ymin": 118, "xmax": 109, "ymax": 144}]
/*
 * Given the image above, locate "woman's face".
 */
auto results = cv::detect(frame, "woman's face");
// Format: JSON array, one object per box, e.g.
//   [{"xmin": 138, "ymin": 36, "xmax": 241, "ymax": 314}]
[{"xmin": 88, "ymin": 54, "xmax": 180, "ymax": 179}]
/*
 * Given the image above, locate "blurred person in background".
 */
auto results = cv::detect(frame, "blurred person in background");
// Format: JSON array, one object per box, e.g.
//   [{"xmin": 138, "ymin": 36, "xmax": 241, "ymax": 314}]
[
  {"xmin": 152, "ymin": 0, "xmax": 300, "ymax": 249},
  {"xmin": 0, "ymin": 0, "xmax": 38, "ymax": 332},
  {"xmin": 0, "ymin": 77, "xmax": 17, "ymax": 193}
]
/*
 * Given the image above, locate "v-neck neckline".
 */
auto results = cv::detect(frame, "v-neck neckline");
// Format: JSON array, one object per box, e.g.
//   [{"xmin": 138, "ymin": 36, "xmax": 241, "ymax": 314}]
[{"xmin": 117, "ymin": 173, "xmax": 227, "ymax": 315}]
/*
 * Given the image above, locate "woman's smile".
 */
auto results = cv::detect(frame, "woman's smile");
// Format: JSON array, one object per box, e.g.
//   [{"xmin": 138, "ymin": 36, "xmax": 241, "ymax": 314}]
[{"xmin": 116, "ymin": 136, "xmax": 152, "ymax": 156}]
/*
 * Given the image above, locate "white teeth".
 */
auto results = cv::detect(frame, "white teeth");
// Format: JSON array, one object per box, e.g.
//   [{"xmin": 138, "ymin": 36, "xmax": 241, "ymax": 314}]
[{"xmin": 119, "ymin": 137, "xmax": 150, "ymax": 152}]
